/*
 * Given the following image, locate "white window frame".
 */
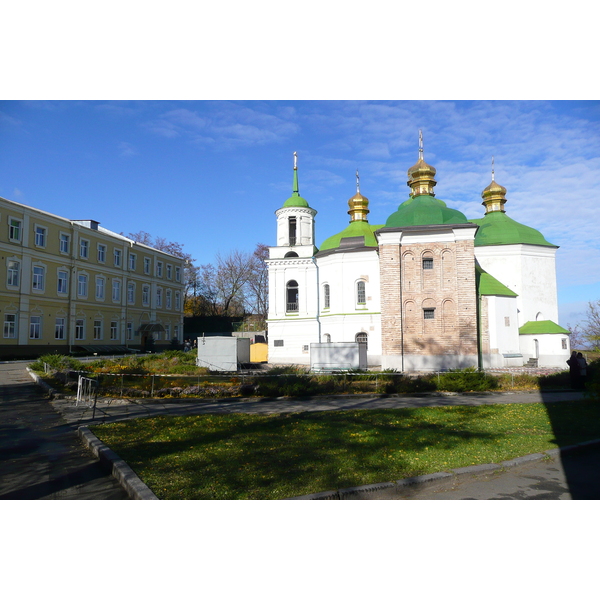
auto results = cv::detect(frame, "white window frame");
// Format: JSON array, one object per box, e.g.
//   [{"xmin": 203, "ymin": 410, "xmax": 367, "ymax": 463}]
[
  {"xmin": 75, "ymin": 318, "xmax": 85, "ymax": 340},
  {"xmin": 129, "ymin": 252, "xmax": 137, "ymax": 270},
  {"xmin": 80, "ymin": 238, "xmax": 89, "ymax": 259},
  {"xmin": 96, "ymin": 276, "xmax": 105, "ymax": 300},
  {"xmin": 32, "ymin": 265, "xmax": 45, "ymax": 292},
  {"xmin": 93, "ymin": 319, "xmax": 103, "ymax": 340},
  {"xmin": 156, "ymin": 287, "xmax": 163, "ymax": 308},
  {"xmin": 34, "ymin": 225, "xmax": 47, "ymax": 247},
  {"xmin": 356, "ymin": 280, "xmax": 366, "ymax": 305},
  {"xmin": 57, "ymin": 269, "xmax": 68, "ymax": 295},
  {"xmin": 112, "ymin": 279, "xmax": 121, "ymax": 303},
  {"xmin": 4, "ymin": 314, "xmax": 17, "ymax": 339},
  {"xmin": 144, "ymin": 257, "xmax": 151, "ymax": 275},
  {"xmin": 156, "ymin": 261, "xmax": 163, "ymax": 277},
  {"xmin": 110, "ymin": 321, "xmax": 118, "ymax": 340},
  {"xmin": 9, "ymin": 217, "xmax": 22, "ymax": 242},
  {"xmin": 114, "ymin": 248, "xmax": 122, "ymax": 268},
  {"xmin": 166, "ymin": 289, "xmax": 172, "ymax": 309},
  {"xmin": 126, "ymin": 321, "xmax": 133, "ymax": 341},
  {"xmin": 7, "ymin": 259, "xmax": 20, "ymax": 288},
  {"xmin": 166, "ymin": 264, "xmax": 172, "ymax": 280},
  {"xmin": 127, "ymin": 281, "xmax": 135, "ymax": 304},
  {"xmin": 175, "ymin": 266, "xmax": 181, "ymax": 282},
  {"xmin": 60, "ymin": 232, "xmax": 70, "ymax": 254},
  {"xmin": 29, "ymin": 315, "xmax": 42, "ymax": 339},
  {"xmin": 142, "ymin": 285, "xmax": 150, "ymax": 306},
  {"xmin": 55, "ymin": 317, "xmax": 66, "ymax": 340},
  {"xmin": 78, "ymin": 274, "xmax": 88, "ymax": 298},
  {"xmin": 175, "ymin": 291, "xmax": 181, "ymax": 311},
  {"xmin": 97, "ymin": 243, "xmax": 107, "ymax": 263}
]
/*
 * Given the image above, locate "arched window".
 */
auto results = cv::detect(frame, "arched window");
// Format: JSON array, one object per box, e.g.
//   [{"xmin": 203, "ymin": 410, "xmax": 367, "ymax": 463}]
[
  {"xmin": 288, "ymin": 217, "xmax": 297, "ymax": 245},
  {"xmin": 356, "ymin": 280, "xmax": 366, "ymax": 304},
  {"xmin": 355, "ymin": 332, "xmax": 368, "ymax": 349},
  {"xmin": 286, "ymin": 280, "xmax": 299, "ymax": 312},
  {"xmin": 323, "ymin": 333, "xmax": 331, "ymax": 343},
  {"xmin": 284, "ymin": 251, "xmax": 298, "ymax": 258},
  {"xmin": 323, "ymin": 283, "xmax": 330, "ymax": 309}
]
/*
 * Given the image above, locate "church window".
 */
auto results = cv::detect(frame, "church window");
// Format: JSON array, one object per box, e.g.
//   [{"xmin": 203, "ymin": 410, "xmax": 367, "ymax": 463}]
[
  {"xmin": 323, "ymin": 333, "xmax": 331, "ymax": 343},
  {"xmin": 323, "ymin": 284, "xmax": 330, "ymax": 309},
  {"xmin": 562, "ymin": 338, "xmax": 567, "ymax": 350},
  {"xmin": 423, "ymin": 258, "xmax": 433, "ymax": 270},
  {"xmin": 288, "ymin": 217, "xmax": 297, "ymax": 245},
  {"xmin": 357, "ymin": 281, "xmax": 366, "ymax": 304},
  {"xmin": 355, "ymin": 332, "xmax": 368, "ymax": 349},
  {"xmin": 284, "ymin": 251, "xmax": 298, "ymax": 258},
  {"xmin": 423, "ymin": 308, "xmax": 435, "ymax": 319},
  {"xmin": 286, "ymin": 280, "xmax": 299, "ymax": 312},
  {"xmin": 274, "ymin": 340, "xmax": 284, "ymax": 347},
  {"xmin": 505, "ymin": 317, "xmax": 510, "ymax": 326}
]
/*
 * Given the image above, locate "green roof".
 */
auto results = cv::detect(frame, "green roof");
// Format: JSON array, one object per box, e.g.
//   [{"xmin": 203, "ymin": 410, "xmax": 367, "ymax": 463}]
[
  {"xmin": 385, "ymin": 194, "xmax": 469, "ymax": 228},
  {"xmin": 519, "ymin": 320, "xmax": 570, "ymax": 335},
  {"xmin": 471, "ymin": 211, "xmax": 556, "ymax": 247},
  {"xmin": 475, "ymin": 264, "xmax": 517, "ymax": 297},
  {"xmin": 319, "ymin": 221, "xmax": 383, "ymax": 252}
]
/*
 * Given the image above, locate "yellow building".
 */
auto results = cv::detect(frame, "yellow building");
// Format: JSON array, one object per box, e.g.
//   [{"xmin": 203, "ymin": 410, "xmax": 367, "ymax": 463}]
[{"xmin": 1, "ymin": 195, "xmax": 186, "ymax": 358}]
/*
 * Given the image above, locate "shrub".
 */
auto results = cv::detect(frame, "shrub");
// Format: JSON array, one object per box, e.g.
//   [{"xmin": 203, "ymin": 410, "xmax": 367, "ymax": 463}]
[
  {"xmin": 30, "ymin": 354, "xmax": 87, "ymax": 373},
  {"xmin": 437, "ymin": 368, "xmax": 499, "ymax": 392}
]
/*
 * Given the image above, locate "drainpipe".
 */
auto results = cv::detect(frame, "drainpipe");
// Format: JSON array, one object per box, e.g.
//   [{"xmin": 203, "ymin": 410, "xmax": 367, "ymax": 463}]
[
  {"xmin": 399, "ymin": 248, "xmax": 404, "ymax": 373},
  {"xmin": 311, "ymin": 256, "xmax": 321, "ymax": 343}
]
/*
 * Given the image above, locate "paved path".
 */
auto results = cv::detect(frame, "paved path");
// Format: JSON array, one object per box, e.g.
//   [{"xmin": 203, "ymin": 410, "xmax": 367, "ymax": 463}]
[{"xmin": 0, "ymin": 363, "xmax": 128, "ymax": 500}]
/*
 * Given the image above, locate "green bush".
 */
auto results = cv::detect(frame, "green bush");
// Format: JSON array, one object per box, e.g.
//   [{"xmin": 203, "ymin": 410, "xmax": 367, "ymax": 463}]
[
  {"xmin": 437, "ymin": 368, "xmax": 499, "ymax": 392},
  {"xmin": 30, "ymin": 354, "xmax": 87, "ymax": 373}
]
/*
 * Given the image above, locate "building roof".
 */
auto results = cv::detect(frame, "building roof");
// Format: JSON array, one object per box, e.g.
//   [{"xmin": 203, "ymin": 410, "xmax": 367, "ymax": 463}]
[
  {"xmin": 475, "ymin": 264, "xmax": 518, "ymax": 297},
  {"xmin": 471, "ymin": 211, "xmax": 556, "ymax": 248},
  {"xmin": 319, "ymin": 220, "xmax": 383, "ymax": 252},
  {"xmin": 519, "ymin": 320, "xmax": 570, "ymax": 335},
  {"xmin": 385, "ymin": 194, "xmax": 470, "ymax": 228},
  {"xmin": 282, "ymin": 156, "xmax": 310, "ymax": 208}
]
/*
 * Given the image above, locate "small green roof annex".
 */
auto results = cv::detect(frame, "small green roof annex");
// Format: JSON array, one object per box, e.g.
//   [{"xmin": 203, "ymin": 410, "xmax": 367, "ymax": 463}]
[
  {"xmin": 519, "ymin": 320, "xmax": 570, "ymax": 335},
  {"xmin": 319, "ymin": 221, "xmax": 383, "ymax": 252}
]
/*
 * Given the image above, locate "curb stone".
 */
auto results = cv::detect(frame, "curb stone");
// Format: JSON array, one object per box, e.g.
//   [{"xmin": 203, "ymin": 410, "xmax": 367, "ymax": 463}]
[{"xmin": 78, "ymin": 427, "xmax": 158, "ymax": 500}]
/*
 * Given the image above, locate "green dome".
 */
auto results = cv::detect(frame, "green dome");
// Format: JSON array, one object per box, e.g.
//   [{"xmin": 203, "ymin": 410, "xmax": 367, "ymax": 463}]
[
  {"xmin": 471, "ymin": 211, "xmax": 556, "ymax": 247},
  {"xmin": 319, "ymin": 221, "xmax": 383, "ymax": 252},
  {"xmin": 385, "ymin": 194, "xmax": 469, "ymax": 228}
]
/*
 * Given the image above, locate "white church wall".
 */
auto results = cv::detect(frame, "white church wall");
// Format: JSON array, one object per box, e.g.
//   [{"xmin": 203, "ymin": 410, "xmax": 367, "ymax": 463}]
[
  {"xmin": 486, "ymin": 295, "xmax": 521, "ymax": 367},
  {"xmin": 475, "ymin": 245, "xmax": 559, "ymax": 326},
  {"xmin": 519, "ymin": 333, "xmax": 571, "ymax": 368}
]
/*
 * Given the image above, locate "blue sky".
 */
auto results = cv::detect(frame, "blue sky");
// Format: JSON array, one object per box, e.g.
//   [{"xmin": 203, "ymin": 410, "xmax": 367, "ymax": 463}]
[{"xmin": 1, "ymin": 100, "xmax": 599, "ymax": 328}]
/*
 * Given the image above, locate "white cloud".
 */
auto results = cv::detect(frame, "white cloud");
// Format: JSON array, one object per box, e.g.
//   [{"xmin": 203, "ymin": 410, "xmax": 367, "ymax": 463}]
[{"xmin": 118, "ymin": 142, "xmax": 138, "ymax": 157}]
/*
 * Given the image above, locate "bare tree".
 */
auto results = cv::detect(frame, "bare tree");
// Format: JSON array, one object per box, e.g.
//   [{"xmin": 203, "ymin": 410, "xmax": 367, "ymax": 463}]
[
  {"xmin": 581, "ymin": 300, "xmax": 600, "ymax": 350},
  {"xmin": 567, "ymin": 322, "xmax": 585, "ymax": 350},
  {"xmin": 246, "ymin": 243, "xmax": 269, "ymax": 320},
  {"xmin": 214, "ymin": 250, "xmax": 253, "ymax": 316}
]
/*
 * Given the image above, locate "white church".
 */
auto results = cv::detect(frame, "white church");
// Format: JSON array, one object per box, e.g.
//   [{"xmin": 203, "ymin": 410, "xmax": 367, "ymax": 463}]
[{"xmin": 266, "ymin": 139, "xmax": 570, "ymax": 371}]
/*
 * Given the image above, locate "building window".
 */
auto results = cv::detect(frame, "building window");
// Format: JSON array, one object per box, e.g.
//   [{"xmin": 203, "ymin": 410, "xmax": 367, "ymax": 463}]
[
  {"xmin": 323, "ymin": 333, "xmax": 331, "ymax": 343},
  {"xmin": 156, "ymin": 288, "xmax": 162, "ymax": 308},
  {"xmin": 175, "ymin": 291, "xmax": 181, "ymax": 311},
  {"xmin": 142, "ymin": 285, "xmax": 150, "ymax": 306},
  {"xmin": 29, "ymin": 316, "xmax": 42, "ymax": 339},
  {"xmin": 174, "ymin": 325, "xmax": 179, "ymax": 341},
  {"xmin": 32, "ymin": 266, "xmax": 45, "ymax": 292},
  {"xmin": 423, "ymin": 258, "xmax": 433, "ymax": 270},
  {"xmin": 78, "ymin": 274, "xmax": 88, "ymax": 297},
  {"xmin": 286, "ymin": 280, "xmax": 299, "ymax": 312},
  {"xmin": 55, "ymin": 318, "xmax": 66, "ymax": 340},
  {"xmin": 7, "ymin": 260, "xmax": 20, "ymax": 287},
  {"xmin": 166, "ymin": 264, "xmax": 172, "ymax": 279},
  {"xmin": 35, "ymin": 225, "xmax": 47, "ymax": 247},
  {"xmin": 505, "ymin": 317, "xmax": 510, "ymax": 327},
  {"xmin": 156, "ymin": 261, "xmax": 163, "ymax": 277},
  {"xmin": 288, "ymin": 217, "xmax": 297, "ymax": 245},
  {"xmin": 57, "ymin": 270, "xmax": 68, "ymax": 294},
  {"xmin": 424, "ymin": 308, "xmax": 435, "ymax": 319},
  {"xmin": 60, "ymin": 233, "xmax": 70, "ymax": 254},
  {"xmin": 112, "ymin": 279, "xmax": 121, "ymax": 302},
  {"xmin": 175, "ymin": 266, "xmax": 181, "ymax": 282},
  {"xmin": 144, "ymin": 257, "xmax": 151, "ymax": 275},
  {"xmin": 357, "ymin": 281, "xmax": 366, "ymax": 304},
  {"xmin": 3, "ymin": 314, "xmax": 17, "ymax": 339},
  {"xmin": 166, "ymin": 289, "xmax": 172, "ymax": 309},
  {"xmin": 110, "ymin": 321, "xmax": 118, "ymax": 340},
  {"xmin": 96, "ymin": 276, "xmax": 105, "ymax": 300},
  {"xmin": 9, "ymin": 218, "xmax": 22, "ymax": 242},
  {"xmin": 165, "ymin": 324, "xmax": 171, "ymax": 340},
  {"xmin": 93, "ymin": 320, "xmax": 103, "ymax": 340},
  {"xmin": 114, "ymin": 249, "xmax": 122, "ymax": 267},
  {"xmin": 127, "ymin": 322, "xmax": 133, "ymax": 341},
  {"xmin": 274, "ymin": 340, "xmax": 284, "ymax": 347},
  {"xmin": 323, "ymin": 284, "xmax": 330, "ymax": 309},
  {"xmin": 127, "ymin": 282, "xmax": 135, "ymax": 304},
  {"xmin": 97, "ymin": 244, "xmax": 106, "ymax": 263},
  {"xmin": 562, "ymin": 338, "xmax": 568, "ymax": 350},
  {"xmin": 355, "ymin": 332, "xmax": 368, "ymax": 349},
  {"xmin": 75, "ymin": 319, "xmax": 85, "ymax": 340},
  {"xmin": 129, "ymin": 253, "xmax": 137, "ymax": 270},
  {"xmin": 80, "ymin": 239, "xmax": 89, "ymax": 259}
]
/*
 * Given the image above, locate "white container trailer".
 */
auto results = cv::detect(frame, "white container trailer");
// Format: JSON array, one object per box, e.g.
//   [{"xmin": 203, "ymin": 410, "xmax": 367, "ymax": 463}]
[
  {"xmin": 196, "ymin": 336, "xmax": 251, "ymax": 371},
  {"xmin": 310, "ymin": 342, "xmax": 367, "ymax": 371}
]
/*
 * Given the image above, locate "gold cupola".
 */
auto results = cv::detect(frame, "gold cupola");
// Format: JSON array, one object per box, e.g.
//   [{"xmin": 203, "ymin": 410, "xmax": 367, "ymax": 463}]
[
  {"xmin": 348, "ymin": 169, "xmax": 370, "ymax": 222},
  {"xmin": 407, "ymin": 130, "xmax": 437, "ymax": 197},
  {"xmin": 481, "ymin": 157, "xmax": 507, "ymax": 213}
]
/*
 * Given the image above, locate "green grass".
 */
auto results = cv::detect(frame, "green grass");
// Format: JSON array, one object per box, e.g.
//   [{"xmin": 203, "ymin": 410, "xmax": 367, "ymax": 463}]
[{"xmin": 90, "ymin": 400, "xmax": 600, "ymax": 500}]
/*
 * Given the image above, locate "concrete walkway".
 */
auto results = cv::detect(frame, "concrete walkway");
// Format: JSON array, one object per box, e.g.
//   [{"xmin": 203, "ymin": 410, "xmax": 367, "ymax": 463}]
[{"xmin": 0, "ymin": 363, "xmax": 128, "ymax": 500}]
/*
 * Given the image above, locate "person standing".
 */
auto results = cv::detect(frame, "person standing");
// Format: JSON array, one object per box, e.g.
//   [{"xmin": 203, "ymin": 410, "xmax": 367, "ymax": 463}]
[
  {"xmin": 567, "ymin": 351, "xmax": 580, "ymax": 389},
  {"xmin": 577, "ymin": 352, "xmax": 588, "ymax": 389}
]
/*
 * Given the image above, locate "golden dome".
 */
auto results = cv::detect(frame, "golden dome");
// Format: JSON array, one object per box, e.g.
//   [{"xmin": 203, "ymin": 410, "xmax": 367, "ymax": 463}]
[
  {"xmin": 481, "ymin": 159, "xmax": 508, "ymax": 213},
  {"xmin": 407, "ymin": 130, "xmax": 437, "ymax": 197},
  {"xmin": 348, "ymin": 191, "xmax": 370, "ymax": 222}
]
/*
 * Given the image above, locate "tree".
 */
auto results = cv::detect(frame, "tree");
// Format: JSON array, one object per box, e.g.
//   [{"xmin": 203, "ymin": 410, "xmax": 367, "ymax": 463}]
[
  {"xmin": 246, "ymin": 243, "xmax": 269, "ymax": 320},
  {"xmin": 581, "ymin": 300, "xmax": 600, "ymax": 350},
  {"xmin": 567, "ymin": 322, "xmax": 585, "ymax": 350}
]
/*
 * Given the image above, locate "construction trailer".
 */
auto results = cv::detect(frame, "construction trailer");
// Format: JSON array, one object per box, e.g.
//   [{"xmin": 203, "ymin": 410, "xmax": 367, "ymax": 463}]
[
  {"xmin": 196, "ymin": 336, "xmax": 251, "ymax": 371},
  {"xmin": 310, "ymin": 342, "xmax": 367, "ymax": 372}
]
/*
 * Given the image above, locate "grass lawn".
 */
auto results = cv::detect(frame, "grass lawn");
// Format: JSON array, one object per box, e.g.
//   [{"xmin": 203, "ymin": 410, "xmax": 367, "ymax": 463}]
[{"xmin": 90, "ymin": 400, "xmax": 600, "ymax": 500}]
